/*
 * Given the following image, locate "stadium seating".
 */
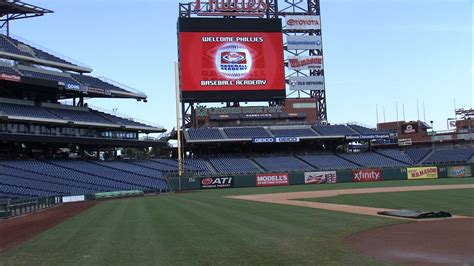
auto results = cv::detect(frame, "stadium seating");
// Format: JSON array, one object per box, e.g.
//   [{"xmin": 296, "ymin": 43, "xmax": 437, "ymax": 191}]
[
  {"xmin": 405, "ymin": 148, "xmax": 432, "ymax": 163},
  {"xmin": 70, "ymin": 73, "xmax": 126, "ymax": 92},
  {"xmin": 338, "ymin": 152, "xmax": 408, "ymax": 167},
  {"xmin": 348, "ymin": 124, "xmax": 381, "ymax": 135},
  {"xmin": 183, "ymin": 159, "xmax": 216, "ymax": 175},
  {"xmin": 376, "ymin": 149, "xmax": 414, "ymax": 164},
  {"xmin": 271, "ymin": 128, "xmax": 317, "ymax": 137},
  {"xmin": 313, "ymin": 125, "xmax": 357, "ymax": 136},
  {"xmin": 1, "ymin": 34, "xmax": 75, "ymax": 66},
  {"xmin": 209, "ymin": 157, "xmax": 261, "ymax": 174},
  {"xmin": 19, "ymin": 69, "xmax": 80, "ymax": 85},
  {"xmin": 423, "ymin": 149, "xmax": 473, "ymax": 164},
  {"xmin": 224, "ymin": 127, "xmax": 271, "ymax": 138},
  {"xmin": 44, "ymin": 107, "xmax": 111, "ymax": 124},
  {"xmin": 298, "ymin": 154, "xmax": 359, "ymax": 169},
  {"xmin": 0, "ymin": 65, "xmax": 20, "ymax": 75},
  {"xmin": 253, "ymin": 156, "xmax": 314, "ymax": 172},
  {"xmin": 187, "ymin": 128, "xmax": 224, "ymax": 140},
  {"xmin": 0, "ymin": 102, "xmax": 58, "ymax": 119}
]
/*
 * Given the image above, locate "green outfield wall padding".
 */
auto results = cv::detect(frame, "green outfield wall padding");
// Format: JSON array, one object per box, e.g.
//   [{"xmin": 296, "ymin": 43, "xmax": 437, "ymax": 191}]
[
  {"xmin": 290, "ymin": 172, "xmax": 305, "ymax": 185},
  {"xmin": 335, "ymin": 170, "xmax": 353, "ymax": 183},
  {"xmin": 382, "ymin": 168, "xmax": 407, "ymax": 181},
  {"xmin": 233, "ymin": 175, "xmax": 256, "ymax": 188}
]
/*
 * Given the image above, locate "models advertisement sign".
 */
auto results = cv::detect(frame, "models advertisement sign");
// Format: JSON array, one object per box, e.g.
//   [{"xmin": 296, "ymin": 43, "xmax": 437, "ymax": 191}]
[
  {"xmin": 200, "ymin": 177, "xmax": 234, "ymax": 189},
  {"xmin": 352, "ymin": 169, "xmax": 383, "ymax": 182},
  {"xmin": 285, "ymin": 15, "xmax": 321, "ymax": 30},
  {"xmin": 287, "ymin": 36, "xmax": 322, "ymax": 50},
  {"xmin": 407, "ymin": 167, "xmax": 438, "ymax": 180},
  {"xmin": 287, "ymin": 56, "xmax": 323, "ymax": 70},
  {"xmin": 304, "ymin": 171, "xmax": 337, "ymax": 184},
  {"xmin": 256, "ymin": 173, "xmax": 289, "ymax": 187},
  {"xmin": 288, "ymin": 76, "xmax": 325, "ymax": 91}
]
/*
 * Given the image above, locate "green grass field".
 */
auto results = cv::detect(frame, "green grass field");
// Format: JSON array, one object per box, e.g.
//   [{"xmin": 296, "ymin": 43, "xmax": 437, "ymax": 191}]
[
  {"xmin": 1, "ymin": 178, "xmax": 473, "ymax": 266},
  {"xmin": 302, "ymin": 188, "xmax": 474, "ymax": 217}
]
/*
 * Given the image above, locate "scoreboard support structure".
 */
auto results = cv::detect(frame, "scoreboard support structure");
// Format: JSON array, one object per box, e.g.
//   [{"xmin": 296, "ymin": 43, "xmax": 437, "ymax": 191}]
[{"xmin": 178, "ymin": 0, "xmax": 327, "ymax": 129}]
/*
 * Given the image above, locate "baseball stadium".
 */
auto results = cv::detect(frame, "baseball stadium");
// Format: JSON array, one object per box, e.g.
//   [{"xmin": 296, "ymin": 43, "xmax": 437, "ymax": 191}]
[{"xmin": 0, "ymin": 0, "xmax": 473, "ymax": 265}]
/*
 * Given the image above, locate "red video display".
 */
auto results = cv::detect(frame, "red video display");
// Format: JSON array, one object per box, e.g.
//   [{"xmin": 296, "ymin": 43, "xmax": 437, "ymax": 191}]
[{"xmin": 178, "ymin": 18, "xmax": 285, "ymax": 102}]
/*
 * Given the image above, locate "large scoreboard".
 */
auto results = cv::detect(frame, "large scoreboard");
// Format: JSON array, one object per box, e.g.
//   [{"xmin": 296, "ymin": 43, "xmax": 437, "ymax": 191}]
[{"xmin": 178, "ymin": 18, "xmax": 286, "ymax": 102}]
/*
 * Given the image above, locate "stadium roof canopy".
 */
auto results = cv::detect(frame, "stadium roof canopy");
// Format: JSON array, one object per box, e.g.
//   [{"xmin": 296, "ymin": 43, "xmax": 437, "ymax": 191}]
[{"xmin": 0, "ymin": 1, "xmax": 53, "ymax": 23}]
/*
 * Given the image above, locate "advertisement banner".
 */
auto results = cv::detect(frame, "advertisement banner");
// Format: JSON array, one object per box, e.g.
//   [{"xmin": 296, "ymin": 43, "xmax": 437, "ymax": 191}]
[
  {"xmin": 200, "ymin": 177, "xmax": 234, "ymax": 189},
  {"xmin": 288, "ymin": 76, "xmax": 324, "ymax": 91},
  {"xmin": 447, "ymin": 166, "xmax": 472, "ymax": 178},
  {"xmin": 256, "ymin": 173, "xmax": 289, "ymax": 187},
  {"xmin": 252, "ymin": 137, "xmax": 300, "ymax": 144},
  {"xmin": 304, "ymin": 171, "xmax": 336, "ymax": 184},
  {"xmin": 0, "ymin": 73, "xmax": 21, "ymax": 82},
  {"xmin": 287, "ymin": 56, "xmax": 323, "ymax": 70},
  {"xmin": 287, "ymin": 35, "xmax": 322, "ymax": 50},
  {"xmin": 352, "ymin": 169, "xmax": 383, "ymax": 182},
  {"xmin": 285, "ymin": 15, "xmax": 321, "ymax": 30},
  {"xmin": 407, "ymin": 167, "xmax": 438, "ymax": 180},
  {"xmin": 179, "ymin": 18, "xmax": 285, "ymax": 101},
  {"xmin": 401, "ymin": 122, "xmax": 419, "ymax": 134}
]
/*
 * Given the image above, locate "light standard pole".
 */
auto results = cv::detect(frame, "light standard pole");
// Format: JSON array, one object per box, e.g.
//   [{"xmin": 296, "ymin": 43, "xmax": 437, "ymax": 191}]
[
  {"xmin": 430, "ymin": 120, "xmax": 435, "ymax": 150},
  {"xmin": 469, "ymin": 117, "xmax": 472, "ymax": 148}
]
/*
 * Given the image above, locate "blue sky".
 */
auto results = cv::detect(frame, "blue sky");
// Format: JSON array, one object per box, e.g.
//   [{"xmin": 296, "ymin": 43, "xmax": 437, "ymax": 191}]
[{"xmin": 5, "ymin": 0, "xmax": 472, "ymax": 131}]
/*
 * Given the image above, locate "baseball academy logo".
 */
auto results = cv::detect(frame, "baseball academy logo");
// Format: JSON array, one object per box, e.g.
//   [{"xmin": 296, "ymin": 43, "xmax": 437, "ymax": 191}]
[{"xmin": 215, "ymin": 43, "xmax": 252, "ymax": 79}]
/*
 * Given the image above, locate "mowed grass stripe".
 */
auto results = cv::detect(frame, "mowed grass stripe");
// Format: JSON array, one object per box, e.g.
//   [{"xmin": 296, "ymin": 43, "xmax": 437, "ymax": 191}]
[
  {"xmin": 2, "ymin": 178, "xmax": 472, "ymax": 265},
  {"xmin": 302, "ymin": 188, "xmax": 474, "ymax": 217}
]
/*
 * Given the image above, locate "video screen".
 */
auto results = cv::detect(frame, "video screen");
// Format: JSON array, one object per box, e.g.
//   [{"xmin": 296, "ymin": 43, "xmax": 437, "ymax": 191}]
[{"xmin": 178, "ymin": 18, "xmax": 285, "ymax": 102}]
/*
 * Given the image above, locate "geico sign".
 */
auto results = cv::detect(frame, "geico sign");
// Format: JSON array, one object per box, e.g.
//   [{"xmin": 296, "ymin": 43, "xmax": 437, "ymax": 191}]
[
  {"xmin": 253, "ymin": 138, "xmax": 275, "ymax": 143},
  {"xmin": 286, "ymin": 16, "xmax": 321, "ymax": 30},
  {"xmin": 194, "ymin": 0, "xmax": 270, "ymax": 14}
]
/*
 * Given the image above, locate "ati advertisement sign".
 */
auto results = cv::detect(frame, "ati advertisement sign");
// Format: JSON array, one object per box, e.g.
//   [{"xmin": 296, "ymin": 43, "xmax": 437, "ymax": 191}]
[
  {"xmin": 407, "ymin": 167, "xmax": 438, "ymax": 180},
  {"xmin": 447, "ymin": 166, "xmax": 472, "ymax": 178},
  {"xmin": 285, "ymin": 15, "xmax": 321, "ymax": 30},
  {"xmin": 194, "ymin": 0, "xmax": 269, "ymax": 17},
  {"xmin": 252, "ymin": 137, "xmax": 300, "ymax": 144},
  {"xmin": 304, "ymin": 171, "xmax": 336, "ymax": 184},
  {"xmin": 401, "ymin": 122, "xmax": 419, "ymax": 134},
  {"xmin": 200, "ymin": 177, "xmax": 234, "ymax": 189},
  {"xmin": 287, "ymin": 56, "xmax": 323, "ymax": 70},
  {"xmin": 352, "ymin": 169, "xmax": 383, "ymax": 182},
  {"xmin": 179, "ymin": 18, "xmax": 285, "ymax": 101},
  {"xmin": 256, "ymin": 173, "xmax": 289, "ymax": 187},
  {"xmin": 0, "ymin": 73, "xmax": 21, "ymax": 82},
  {"xmin": 288, "ymin": 76, "xmax": 324, "ymax": 91},
  {"xmin": 287, "ymin": 35, "xmax": 322, "ymax": 50}
]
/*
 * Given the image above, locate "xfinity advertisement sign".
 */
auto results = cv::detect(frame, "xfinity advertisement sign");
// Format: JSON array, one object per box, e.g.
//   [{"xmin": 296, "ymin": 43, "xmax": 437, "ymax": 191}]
[{"xmin": 252, "ymin": 137, "xmax": 300, "ymax": 144}]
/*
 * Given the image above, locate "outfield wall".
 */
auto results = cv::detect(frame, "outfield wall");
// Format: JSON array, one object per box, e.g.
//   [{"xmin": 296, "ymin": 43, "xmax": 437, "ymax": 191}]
[{"xmin": 168, "ymin": 163, "xmax": 474, "ymax": 191}]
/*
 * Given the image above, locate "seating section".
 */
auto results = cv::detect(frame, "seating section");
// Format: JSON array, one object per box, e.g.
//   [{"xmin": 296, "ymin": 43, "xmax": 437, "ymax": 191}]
[
  {"xmin": 423, "ymin": 149, "xmax": 473, "ymax": 164},
  {"xmin": 0, "ymin": 102, "xmax": 58, "ymax": 119},
  {"xmin": 44, "ymin": 107, "xmax": 110, "ymax": 124},
  {"xmin": 313, "ymin": 125, "xmax": 356, "ymax": 136},
  {"xmin": 0, "ymin": 102, "xmax": 156, "ymax": 128},
  {"xmin": 1, "ymin": 34, "xmax": 76, "ymax": 66},
  {"xmin": 209, "ymin": 157, "xmax": 261, "ymax": 174},
  {"xmin": 253, "ymin": 156, "xmax": 314, "ymax": 172},
  {"xmin": 187, "ymin": 128, "xmax": 223, "ymax": 140},
  {"xmin": 0, "ymin": 65, "xmax": 19, "ymax": 75},
  {"xmin": 376, "ymin": 149, "xmax": 413, "ymax": 164},
  {"xmin": 70, "ymin": 73, "xmax": 126, "ymax": 92},
  {"xmin": 224, "ymin": 127, "xmax": 271, "ymax": 138},
  {"xmin": 271, "ymin": 128, "xmax": 317, "ymax": 137},
  {"xmin": 405, "ymin": 148, "xmax": 432, "ymax": 163},
  {"xmin": 348, "ymin": 125, "xmax": 381, "ymax": 135},
  {"xmin": 19, "ymin": 69, "xmax": 80, "ymax": 85},
  {"xmin": 183, "ymin": 159, "xmax": 215, "ymax": 175},
  {"xmin": 298, "ymin": 154, "xmax": 359, "ymax": 169},
  {"xmin": 339, "ymin": 153, "xmax": 408, "ymax": 167}
]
